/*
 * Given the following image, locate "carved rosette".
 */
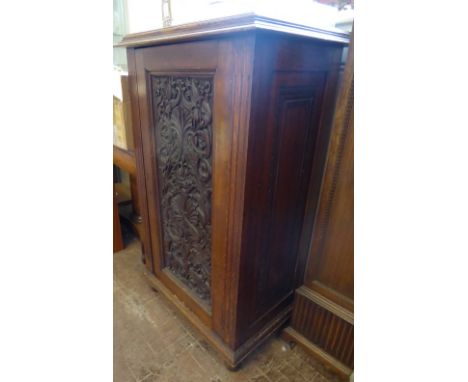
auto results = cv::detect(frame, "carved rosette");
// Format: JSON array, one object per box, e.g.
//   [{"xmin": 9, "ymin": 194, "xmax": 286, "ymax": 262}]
[{"xmin": 152, "ymin": 75, "xmax": 213, "ymax": 304}]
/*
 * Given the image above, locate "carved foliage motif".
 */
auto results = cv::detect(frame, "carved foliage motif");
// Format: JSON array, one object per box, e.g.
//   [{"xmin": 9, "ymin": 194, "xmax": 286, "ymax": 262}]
[{"xmin": 151, "ymin": 75, "xmax": 213, "ymax": 304}]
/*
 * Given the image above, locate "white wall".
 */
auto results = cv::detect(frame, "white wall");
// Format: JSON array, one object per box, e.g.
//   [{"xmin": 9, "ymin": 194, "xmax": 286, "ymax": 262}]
[
  {"xmin": 126, "ymin": 0, "xmax": 163, "ymax": 33},
  {"xmin": 125, "ymin": 0, "xmax": 342, "ymax": 34}
]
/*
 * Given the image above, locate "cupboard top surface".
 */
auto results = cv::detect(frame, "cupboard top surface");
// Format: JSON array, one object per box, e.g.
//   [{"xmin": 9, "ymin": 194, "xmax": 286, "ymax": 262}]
[{"xmin": 118, "ymin": 12, "xmax": 349, "ymax": 48}]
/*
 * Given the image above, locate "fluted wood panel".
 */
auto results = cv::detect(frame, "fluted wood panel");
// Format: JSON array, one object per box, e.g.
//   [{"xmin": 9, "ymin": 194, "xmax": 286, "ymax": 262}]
[{"xmin": 292, "ymin": 289, "xmax": 353, "ymax": 368}]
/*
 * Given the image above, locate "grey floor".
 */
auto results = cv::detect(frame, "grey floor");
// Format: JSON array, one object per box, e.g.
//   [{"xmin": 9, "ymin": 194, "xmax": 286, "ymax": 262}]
[{"xmin": 114, "ymin": 238, "xmax": 342, "ymax": 382}]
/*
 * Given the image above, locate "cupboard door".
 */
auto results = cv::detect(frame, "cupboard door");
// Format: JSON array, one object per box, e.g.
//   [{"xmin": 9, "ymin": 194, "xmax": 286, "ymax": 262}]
[
  {"xmin": 132, "ymin": 36, "xmax": 256, "ymax": 336},
  {"xmin": 134, "ymin": 41, "xmax": 219, "ymax": 322}
]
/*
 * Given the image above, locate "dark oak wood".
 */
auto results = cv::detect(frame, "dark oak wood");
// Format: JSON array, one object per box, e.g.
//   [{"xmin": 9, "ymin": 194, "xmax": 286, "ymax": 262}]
[
  {"xmin": 283, "ymin": 28, "xmax": 354, "ymax": 378},
  {"xmin": 124, "ymin": 14, "xmax": 349, "ymax": 369},
  {"xmin": 285, "ymin": 287, "xmax": 353, "ymax": 378},
  {"xmin": 151, "ymin": 75, "xmax": 214, "ymax": 304}
]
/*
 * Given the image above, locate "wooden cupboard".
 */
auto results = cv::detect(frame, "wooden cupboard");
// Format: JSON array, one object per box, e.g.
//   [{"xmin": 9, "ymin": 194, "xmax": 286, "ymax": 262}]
[{"xmin": 120, "ymin": 13, "xmax": 349, "ymax": 368}]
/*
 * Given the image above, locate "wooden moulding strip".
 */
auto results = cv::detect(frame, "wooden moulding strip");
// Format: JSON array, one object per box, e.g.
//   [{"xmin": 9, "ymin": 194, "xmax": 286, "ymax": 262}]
[{"xmin": 297, "ymin": 286, "xmax": 353, "ymax": 325}]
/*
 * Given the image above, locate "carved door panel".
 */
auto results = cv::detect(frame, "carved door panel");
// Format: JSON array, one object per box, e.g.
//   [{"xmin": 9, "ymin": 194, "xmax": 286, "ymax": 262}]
[
  {"xmin": 132, "ymin": 35, "xmax": 257, "ymax": 337},
  {"xmin": 151, "ymin": 74, "xmax": 214, "ymax": 304}
]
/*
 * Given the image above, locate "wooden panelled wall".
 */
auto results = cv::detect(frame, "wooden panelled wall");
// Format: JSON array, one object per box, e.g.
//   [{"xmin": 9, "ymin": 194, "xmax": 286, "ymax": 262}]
[{"xmin": 283, "ymin": 28, "xmax": 354, "ymax": 380}]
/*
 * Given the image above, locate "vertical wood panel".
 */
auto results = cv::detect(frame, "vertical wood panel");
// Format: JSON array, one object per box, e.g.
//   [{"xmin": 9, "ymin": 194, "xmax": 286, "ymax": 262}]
[{"xmin": 284, "ymin": 28, "xmax": 354, "ymax": 376}]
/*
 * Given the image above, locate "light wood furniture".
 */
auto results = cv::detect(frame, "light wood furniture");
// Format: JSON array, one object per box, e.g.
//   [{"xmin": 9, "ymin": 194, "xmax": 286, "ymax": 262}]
[
  {"xmin": 113, "ymin": 74, "xmax": 145, "ymax": 249},
  {"xmin": 120, "ymin": 13, "xmax": 349, "ymax": 369},
  {"xmin": 113, "ymin": 183, "xmax": 124, "ymax": 253}
]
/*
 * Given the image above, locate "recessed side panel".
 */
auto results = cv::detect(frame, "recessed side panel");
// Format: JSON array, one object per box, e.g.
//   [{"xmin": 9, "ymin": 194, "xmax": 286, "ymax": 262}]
[
  {"xmin": 151, "ymin": 74, "xmax": 214, "ymax": 305},
  {"xmin": 236, "ymin": 32, "xmax": 343, "ymax": 347},
  {"xmin": 255, "ymin": 83, "xmax": 318, "ymax": 315},
  {"xmin": 253, "ymin": 71, "xmax": 327, "ymax": 317},
  {"xmin": 237, "ymin": 69, "xmax": 328, "ymax": 346}
]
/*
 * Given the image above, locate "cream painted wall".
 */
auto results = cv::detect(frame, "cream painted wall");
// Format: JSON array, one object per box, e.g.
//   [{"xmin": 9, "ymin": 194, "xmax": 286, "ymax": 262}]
[
  {"xmin": 115, "ymin": 1, "xmax": 352, "ymax": 70},
  {"xmin": 125, "ymin": 0, "xmax": 343, "ymax": 34},
  {"xmin": 126, "ymin": 0, "xmax": 163, "ymax": 33}
]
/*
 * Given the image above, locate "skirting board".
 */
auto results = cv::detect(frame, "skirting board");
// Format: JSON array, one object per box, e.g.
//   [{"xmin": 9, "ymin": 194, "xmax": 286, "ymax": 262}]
[
  {"xmin": 144, "ymin": 269, "xmax": 291, "ymax": 369},
  {"xmin": 292, "ymin": 286, "xmax": 353, "ymax": 366},
  {"xmin": 282, "ymin": 327, "xmax": 352, "ymax": 380}
]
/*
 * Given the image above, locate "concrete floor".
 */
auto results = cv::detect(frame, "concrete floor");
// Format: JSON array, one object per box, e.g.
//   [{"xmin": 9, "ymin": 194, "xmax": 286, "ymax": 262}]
[{"xmin": 114, "ymin": 238, "xmax": 342, "ymax": 382}]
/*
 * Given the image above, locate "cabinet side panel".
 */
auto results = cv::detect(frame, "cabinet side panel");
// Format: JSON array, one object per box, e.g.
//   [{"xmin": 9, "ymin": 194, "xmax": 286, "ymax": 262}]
[
  {"xmin": 252, "ymin": 78, "xmax": 324, "ymax": 316},
  {"xmin": 236, "ymin": 33, "xmax": 343, "ymax": 346}
]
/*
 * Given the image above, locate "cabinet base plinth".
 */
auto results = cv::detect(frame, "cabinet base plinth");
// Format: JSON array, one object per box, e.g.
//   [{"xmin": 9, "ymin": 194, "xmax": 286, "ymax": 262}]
[{"xmin": 144, "ymin": 270, "xmax": 291, "ymax": 369}]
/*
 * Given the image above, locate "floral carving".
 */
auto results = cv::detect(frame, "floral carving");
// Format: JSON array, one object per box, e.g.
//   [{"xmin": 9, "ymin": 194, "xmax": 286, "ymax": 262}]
[{"xmin": 152, "ymin": 75, "xmax": 213, "ymax": 304}]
